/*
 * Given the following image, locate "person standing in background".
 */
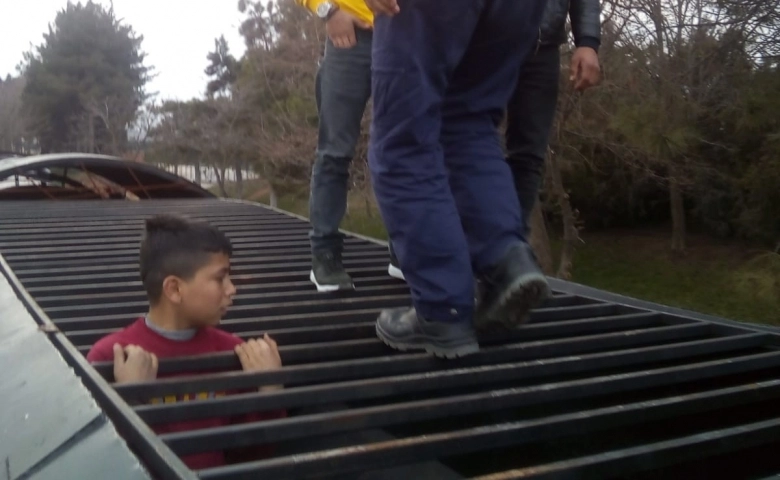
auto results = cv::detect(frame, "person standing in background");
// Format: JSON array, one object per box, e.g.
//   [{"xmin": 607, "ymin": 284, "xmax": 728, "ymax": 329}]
[
  {"xmin": 506, "ymin": 0, "xmax": 601, "ymax": 237},
  {"xmin": 297, "ymin": 0, "xmax": 403, "ymax": 292}
]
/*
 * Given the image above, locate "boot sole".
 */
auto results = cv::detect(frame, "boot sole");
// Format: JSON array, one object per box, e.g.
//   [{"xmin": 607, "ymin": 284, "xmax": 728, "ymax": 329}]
[
  {"xmin": 375, "ymin": 323, "xmax": 479, "ymax": 359},
  {"xmin": 388, "ymin": 263, "xmax": 405, "ymax": 281},
  {"xmin": 475, "ymin": 273, "xmax": 550, "ymax": 330},
  {"xmin": 309, "ymin": 270, "xmax": 355, "ymax": 293}
]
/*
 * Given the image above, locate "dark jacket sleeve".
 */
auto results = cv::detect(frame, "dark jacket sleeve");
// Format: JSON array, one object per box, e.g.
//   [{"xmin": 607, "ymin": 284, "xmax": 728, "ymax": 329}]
[{"xmin": 569, "ymin": 0, "xmax": 602, "ymax": 51}]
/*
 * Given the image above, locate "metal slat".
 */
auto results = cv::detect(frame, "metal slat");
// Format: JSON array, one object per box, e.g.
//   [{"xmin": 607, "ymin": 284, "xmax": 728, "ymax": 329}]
[
  {"xmin": 60, "ymin": 303, "xmax": 624, "ymax": 334},
  {"xmin": 161, "ymin": 350, "xmax": 780, "ymax": 454},
  {"xmin": 68, "ymin": 311, "xmax": 656, "ymax": 350},
  {"xmin": 12, "ymin": 258, "xmax": 391, "ymax": 284},
  {"xmin": 29, "ymin": 274, "xmax": 402, "ymax": 307},
  {"xmin": 472, "ymin": 417, "xmax": 780, "ymax": 479},
  {"xmin": 43, "ymin": 285, "xmax": 416, "ymax": 318},
  {"xmin": 3, "ymin": 242, "xmax": 384, "ymax": 265},
  {"xmin": 196, "ymin": 380, "xmax": 780, "ymax": 479},
  {"xmin": 0, "ymin": 218, "xmax": 306, "ymax": 237},
  {"xmin": 24, "ymin": 273, "xmax": 398, "ymax": 297},
  {"xmin": 8, "ymin": 245, "xmax": 383, "ymax": 272},
  {"xmin": 110, "ymin": 323, "xmax": 713, "ymax": 398},
  {"xmin": 13, "ymin": 264, "xmax": 388, "ymax": 287},
  {"xmin": 7, "ymin": 246, "xmax": 388, "ymax": 270},
  {"xmin": 0, "ymin": 236, "xmax": 371, "ymax": 256},
  {"xmin": 134, "ymin": 333, "xmax": 770, "ymax": 425}
]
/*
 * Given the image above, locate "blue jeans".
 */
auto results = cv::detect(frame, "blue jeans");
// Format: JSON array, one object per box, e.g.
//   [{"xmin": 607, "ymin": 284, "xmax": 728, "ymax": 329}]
[
  {"xmin": 369, "ymin": 0, "xmax": 546, "ymax": 323},
  {"xmin": 309, "ymin": 30, "xmax": 372, "ymax": 256},
  {"xmin": 506, "ymin": 44, "xmax": 561, "ymax": 236}
]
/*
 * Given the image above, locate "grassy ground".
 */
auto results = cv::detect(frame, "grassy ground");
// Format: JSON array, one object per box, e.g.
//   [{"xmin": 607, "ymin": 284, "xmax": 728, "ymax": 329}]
[
  {"xmin": 567, "ymin": 230, "xmax": 778, "ymax": 325},
  {"xmin": 216, "ymin": 183, "xmax": 779, "ymax": 326}
]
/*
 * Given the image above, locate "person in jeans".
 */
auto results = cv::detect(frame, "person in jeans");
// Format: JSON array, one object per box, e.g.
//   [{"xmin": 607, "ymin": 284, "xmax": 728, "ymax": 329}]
[
  {"xmin": 366, "ymin": 0, "xmax": 551, "ymax": 359},
  {"xmin": 298, "ymin": 0, "xmax": 403, "ymax": 291},
  {"xmin": 507, "ymin": 0, "xmax": 601, "ymax": 236}
]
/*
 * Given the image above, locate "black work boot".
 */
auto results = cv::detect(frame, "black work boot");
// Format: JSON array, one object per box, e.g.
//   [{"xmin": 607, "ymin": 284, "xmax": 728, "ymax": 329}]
[
  {"xmin": 375, "ymin": 307, "xmax": 479, "ymax": 359},
  {"xmin": 310, "ymin": 251, "xmax": 354, "ymax": 292},
  {"xmin": 475, "ymin": 243, "xmax": 550, "ymax": 330},
  {"xmin": 387, "ymin": 243, "xmax": 405, "ymax": 281}
]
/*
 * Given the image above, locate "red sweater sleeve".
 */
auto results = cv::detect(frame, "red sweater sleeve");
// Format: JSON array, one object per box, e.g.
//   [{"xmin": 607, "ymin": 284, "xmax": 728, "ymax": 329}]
[{"xmin": 86, "ymin": 337, "xmax": 117, "ymax": 363}]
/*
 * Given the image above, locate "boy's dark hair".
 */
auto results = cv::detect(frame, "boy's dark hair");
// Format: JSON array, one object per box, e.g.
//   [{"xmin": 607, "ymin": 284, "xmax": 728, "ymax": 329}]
[{"xmin": 139, "ymin": 214, "xmax": 233, "ymax": 303}]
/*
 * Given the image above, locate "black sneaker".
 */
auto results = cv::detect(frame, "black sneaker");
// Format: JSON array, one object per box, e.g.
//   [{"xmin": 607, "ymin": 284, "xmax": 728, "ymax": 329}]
[
  {"xmin": 388, "ymin": 243, "xmax": 405, "ymax": 281},
  {"xmin": 475, "ymin": 243, "xmax": 550, "ymax": 330},
  {"xmin": 376, "ymin": 307, "xmax": 479, "ymax": 359},
  {"xmin": 310, "ymin": 251, "xmax": 354, "ymax": 292}
]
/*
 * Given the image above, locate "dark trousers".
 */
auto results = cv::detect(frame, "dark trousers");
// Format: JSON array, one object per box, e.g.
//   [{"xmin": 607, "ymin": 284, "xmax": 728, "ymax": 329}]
[
  {"xmin": 369, "ymin": 0, "xmax": 546, "ymax": 323},
  {"xmin": 506, "ymin": 44, "xmax": 561, "ymax": 236},
  {"xmin": 309, "ymin": 30, "xmax": 372, "ymax": 255}
]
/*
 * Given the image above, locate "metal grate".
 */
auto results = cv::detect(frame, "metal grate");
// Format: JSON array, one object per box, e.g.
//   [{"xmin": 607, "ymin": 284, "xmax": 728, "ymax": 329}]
[{"xmin": 1, "ymin": 198, "xmax": 779, "ymax": 480}]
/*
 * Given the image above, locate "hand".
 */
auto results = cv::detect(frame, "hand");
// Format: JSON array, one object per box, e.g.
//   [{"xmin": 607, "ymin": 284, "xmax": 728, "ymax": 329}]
[
  {"xmin": 326, "ymin": 9, "xmax": 371, "ymax": 49},
  {"xmin": 365, "ymin": 0, "xmax": 400, "ymax": 17},
  {"xmin": 113, "ymin": 344, "xmax": 158, "ymax": 384},
  {"xmin": 570, "ymin": 47, "xmax": 600, "ymax": 91},
  {"xmin": 235, "ymin": 335, "xmax": 283, "ymax": 392}
]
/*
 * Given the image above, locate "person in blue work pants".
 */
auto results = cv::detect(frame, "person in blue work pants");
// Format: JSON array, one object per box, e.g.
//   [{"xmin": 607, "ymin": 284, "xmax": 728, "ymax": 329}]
[{"xmin": 365, "ymin": 0, "xmax": 552, "ymax": 358}]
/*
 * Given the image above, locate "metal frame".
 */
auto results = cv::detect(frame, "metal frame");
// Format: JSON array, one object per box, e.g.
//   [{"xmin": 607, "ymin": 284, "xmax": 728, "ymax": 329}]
[
  {"xmin": 2, "ymin": 198, "xmax": 780, "ymax": 479},
  {"xmin": 0, "ymin": 153, "xmax": 214, "ymax": 199}
]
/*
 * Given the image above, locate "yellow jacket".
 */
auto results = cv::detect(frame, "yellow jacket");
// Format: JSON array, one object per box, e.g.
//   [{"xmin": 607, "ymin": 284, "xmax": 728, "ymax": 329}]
[{"xmin": 297, "ymin": 0, "xmax": 374, "ymax": 26}]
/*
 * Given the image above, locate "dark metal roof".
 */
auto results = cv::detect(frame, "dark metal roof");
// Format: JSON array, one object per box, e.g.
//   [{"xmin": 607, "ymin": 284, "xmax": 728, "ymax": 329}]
[
  {"xmin": 0, "ymin": 252, "xmax": 151, "ymax": 480},
  {"xmin": 1, "ymin": 198, "xmax": 780, "ymax": 479},
  {"xmin": 0, "ymin": 153, "xmax": 213, "ymax": 200}
]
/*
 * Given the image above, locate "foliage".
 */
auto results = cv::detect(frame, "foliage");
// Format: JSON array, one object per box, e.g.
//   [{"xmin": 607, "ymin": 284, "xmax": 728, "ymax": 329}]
[{"xmin": 21, "ymin": 1, "xmax": 150, "ymax": 154}]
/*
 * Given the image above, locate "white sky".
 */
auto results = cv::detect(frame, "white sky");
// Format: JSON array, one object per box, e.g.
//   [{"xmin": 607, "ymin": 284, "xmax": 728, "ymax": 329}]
[{"xmin": 0, "ymin": 0, "xmax": 247, "ymax": 102}]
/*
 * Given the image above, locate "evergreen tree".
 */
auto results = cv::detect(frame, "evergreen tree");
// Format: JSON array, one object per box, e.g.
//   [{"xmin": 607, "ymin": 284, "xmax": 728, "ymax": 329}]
[{"xmin": 22, "ymin": 1, "xmax": 150, "ymax": 154}]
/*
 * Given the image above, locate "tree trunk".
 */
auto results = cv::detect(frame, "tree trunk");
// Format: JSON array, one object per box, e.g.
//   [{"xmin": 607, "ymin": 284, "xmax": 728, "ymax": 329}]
[
  {"xmin": 547, "ymin": 152, "xmax": 579, "ymax": 279},
  {"xmin": 235, "ymin": 164, "xmax": 244, "ymax": 198},
  {"xmin": 529, "ymin": 202, "xmax": 554, "ymax": 275},
  {"xmin": 669, "ymin": 175, "xmax": 686, "ymax": 251},
  {"xmin": 87, "ymin": 115, "xmax": 95, "ymax": 153},
  {"xmin": 214, "ymin": 166, "xmax": 229, "ymax": 197},
  {"xmin": 269, "ymin": 184, "xmax": 278, "ymax": 208},
  {"xmin": 194, "ymin": 161, "xmax": 202, "ymax": 185}
]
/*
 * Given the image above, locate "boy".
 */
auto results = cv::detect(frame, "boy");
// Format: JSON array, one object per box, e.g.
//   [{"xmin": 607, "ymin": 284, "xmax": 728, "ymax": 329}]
[
  {"xmin": 366, "ymin": 0, "xmax": 551, "ymax": 358},
  {"xmin": 87, "ymin": 214, "xmax": 285, "ymax": 470}
]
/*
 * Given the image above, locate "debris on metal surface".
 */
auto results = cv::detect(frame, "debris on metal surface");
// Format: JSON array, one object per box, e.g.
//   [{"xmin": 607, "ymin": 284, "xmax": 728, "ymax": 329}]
[
  {"xmin": 0, "ymin": 153, "xmax": 213, "ymax": 200},
  {"xmin": 1, "ymin": 198, "xmax": 779, "ymax": 479}
]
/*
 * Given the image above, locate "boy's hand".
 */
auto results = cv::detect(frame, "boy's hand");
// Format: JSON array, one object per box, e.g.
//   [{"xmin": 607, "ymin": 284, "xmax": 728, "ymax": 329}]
[
  {"xmin": 113, "ymin": 343, "xmax": 158, "ymax": 384},
  {"xmin": 236, "ymin": 335, "xmax": 283, "ymax": 391},
  {"xmin": 327, "ymin": 10, "xmax": 371, "ymax": 49},
  {"xmin": 365, "ymin": 0, "xmax": 400, "ymax": 16}
]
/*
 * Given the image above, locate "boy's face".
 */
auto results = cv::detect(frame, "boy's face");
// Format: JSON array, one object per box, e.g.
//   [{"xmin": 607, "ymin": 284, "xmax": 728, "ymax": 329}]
[{"xmin": 176, "ymin": 253, "xmax": 236, "ymax": 327}]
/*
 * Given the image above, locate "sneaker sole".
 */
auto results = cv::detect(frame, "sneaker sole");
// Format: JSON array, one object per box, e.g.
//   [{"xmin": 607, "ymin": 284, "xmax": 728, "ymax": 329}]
[
  {"xmin": 309, "ymin": 270, "xmax": 355, "ymax": 293},
  {"xmin": 375, "ymin": 323, "xmax": 479, "ymax": 359},
  {"xmin": 388, "ymin": 263, "xmax": 405, "ymax": 281},
  {"xmin": 475, "ymin": 273, "xmax": 550, "ymax": 330}
]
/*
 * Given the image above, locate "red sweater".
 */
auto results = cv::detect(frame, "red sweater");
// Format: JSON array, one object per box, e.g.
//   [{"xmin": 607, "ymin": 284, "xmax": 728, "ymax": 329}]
[{"xmin": 87, "ymin": 318, "xmax": 285, "ymax": 470}]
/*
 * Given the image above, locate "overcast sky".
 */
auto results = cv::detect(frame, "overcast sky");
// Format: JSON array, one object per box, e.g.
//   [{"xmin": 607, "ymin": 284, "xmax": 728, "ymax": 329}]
[{"xmin": 0, "ymin": 0, "xmax": 247, "ymax": 101}]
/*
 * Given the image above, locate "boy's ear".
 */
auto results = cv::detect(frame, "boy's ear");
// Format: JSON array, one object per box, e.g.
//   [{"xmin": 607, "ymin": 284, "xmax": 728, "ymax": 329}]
[{"xmin": 161, "ymin": 275, "xmax": 184, "ymax": 304}]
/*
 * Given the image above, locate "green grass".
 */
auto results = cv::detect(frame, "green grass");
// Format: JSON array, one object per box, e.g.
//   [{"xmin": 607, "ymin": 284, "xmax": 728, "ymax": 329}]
[
  {"xmin": 567, "ymin": 232, "xmax": 778, "ymax": 325},
  {"xmin": 251, "ymin": 188, "xmax": 390, "ymax": 241},
  {"xmin": 220, "ymin": 184, "xmax": 779, "ymax": 327}
]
